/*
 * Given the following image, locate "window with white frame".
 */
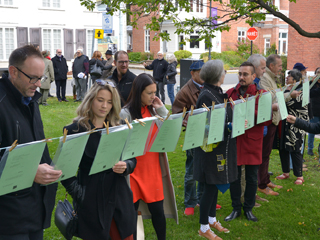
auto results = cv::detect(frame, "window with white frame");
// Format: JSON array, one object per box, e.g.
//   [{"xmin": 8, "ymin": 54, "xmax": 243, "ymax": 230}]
[
  {"xmin": 264, "ymin": 38, "xmax": 270, "ymax": 55},
  {"xmin": 238, "ymin": 30, "xmax": 246, "ymax": 42},
  {"xmin": 190, "ymin": 0, "xmax": 193, "ymax": 12},
  {"xmin": 87, "ymin": 30, "xmax": 93, "ymax": 57},
  {"xmin": 278, "ymin": 32, "xmax": 288, "ymax": 55},
  {"xmin": 190, "ymin": 35, "xmax": 199, "ymax": 49},
  {"xmin": 145, "ymin": 30, "xmax": 150, "ymax": 52},
  {"xmin": 0, "ymin": 27, "xmax": 14, "ymax": 60},
  {"xmin": 0, "ymin": 0, "xmax": 13, "ymax": 5},
  {"xmin": 43, "ymin": 29, "xmax": 62, "ymax": 54},
  {"xmin": 42, "ymin": 0, "xmax": 60, "ymax": 8}
]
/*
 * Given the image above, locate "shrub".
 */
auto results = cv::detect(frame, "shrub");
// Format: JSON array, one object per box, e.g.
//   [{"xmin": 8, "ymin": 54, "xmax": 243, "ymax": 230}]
[
  {"xmin": 265, "ymin": 43, "xmax": 277, "ymax": 57},
  {"xmin": 280, "ymin": 55, "xmax": 287, "ymax": 85},
  {"xmin": 128, "ymin": 52, "xmax": 141, "ymax": 62},
  {"xmin": 141, "ymin": 52, "xmax": 154, "ymax": 61},
  {"xmin": 236, "ymin": 39, "xmax": 260, "ymax": 59},
  {"xmin": 174, "ymin": 50, "xmax": 192, "ymax": 63},
  {"xmin": 200, "ymin": 51, "xmax": 246, "ymax": 68}
]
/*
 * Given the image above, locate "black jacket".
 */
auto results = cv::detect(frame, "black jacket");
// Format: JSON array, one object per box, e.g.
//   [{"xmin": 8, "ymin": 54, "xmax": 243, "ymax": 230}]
[
  {"xmin": 145, "ymin": 58, "xmax": 168, "ymax": 82},
  {"xmin": 61, "ymin": 122, "xmax": 136, "ymax": 240},
  {"xmin": 165, "ymin": 61, "xmax": 177, "ymax": 84},
  {"xmin": 51, "ymin": 55, "xmax": 68, "ymax": 81},
  {"xmin": 193, "ymin": 83, "xmax": 237, "ymax": 184},
  {"xmin": 310, "ymin": 82, "xmax": 320, "ymax": 117},
  {"xmin": 108, "ymin": 68, "xmax": 136, "ymax": 106},
  {"xmin": 89, "ymin": 58, "xmax": 112, "ymax": 81},
  {"xmin": 0, "ymin": 73, "xmax": 57, "ymax": 234},
  {"xmin": 295, "ymin": 117, "xmax": 320, "ymax": 134}
]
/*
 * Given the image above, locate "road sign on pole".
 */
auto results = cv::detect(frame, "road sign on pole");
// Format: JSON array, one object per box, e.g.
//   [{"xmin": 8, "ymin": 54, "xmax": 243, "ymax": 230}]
[
  {"xmin": 247, "ymin": 27, "xmax": 258, "ymax": 41},
  {"xmin": 102, "ymin": 13, "xmax": 113, "ymax": 34},
  {"xmin": 95, "ymin": 29, "xmax": 104, "ymax": 39}
]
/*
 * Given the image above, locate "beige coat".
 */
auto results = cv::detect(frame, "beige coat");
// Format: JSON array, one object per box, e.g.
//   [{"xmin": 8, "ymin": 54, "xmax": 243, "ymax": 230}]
[
  {"xmin": 41, "ymin": 58, "xmax": 54, "ymax": 90},
  {"xmin": 260, "ymin": 67, "xmax": 290, "ymax": 126},
  {"xmin": 120, "ymin": 105, "xmax": 179, "ymax": 224}
]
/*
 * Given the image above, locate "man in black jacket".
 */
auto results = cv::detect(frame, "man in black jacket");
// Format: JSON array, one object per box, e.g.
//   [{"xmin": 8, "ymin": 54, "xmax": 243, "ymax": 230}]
[
  {"xmin": 72, "ymin": 49, "xmax": 89, "ymax": 102},
  {"xmin": 108, "ymin": 50, "xmax": 136, "ymax": 106},
  {"xmin": 51, "ymin": 49, "xmax": 69, "ymax": 102},
  {"xmin": 0, "ymin": 45, "xmax": 62, "ymax": 240},
  {"xmin": 143, "ymin": 51, "xmax": 168, "ymax": 104}
]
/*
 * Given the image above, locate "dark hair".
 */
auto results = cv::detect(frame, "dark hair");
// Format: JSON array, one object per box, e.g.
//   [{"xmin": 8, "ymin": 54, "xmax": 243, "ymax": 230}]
[
  {"xmin": 125, "ymin": 73, "xmax": 156, "ymax": 119},
  {"xmin": 114, "ymin": 50, "xmax": 128, "ymax": 61},
  {"xmin": 266, "ymin": 54, "xmax": 281, "ymax": 68},
  {"xmin": 9, "ymin": 45, "xmax": 43, "ymax": 68},
  {"xmin": 288, "ymin": 69, "xmax": 302, "ymax": 82},
  {"xmin": 315, "ymin": 67, "xmax": 320, "ymax": 75},
  {"xmin": 240, "ymin": 61, "xmax": 255, "ymax": 74}
]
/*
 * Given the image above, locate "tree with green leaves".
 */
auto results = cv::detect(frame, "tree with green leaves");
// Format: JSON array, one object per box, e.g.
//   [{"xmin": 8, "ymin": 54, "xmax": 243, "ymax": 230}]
[{"xmin": 79, "ymin": 0, "xmax": 320, "ymax": 48}]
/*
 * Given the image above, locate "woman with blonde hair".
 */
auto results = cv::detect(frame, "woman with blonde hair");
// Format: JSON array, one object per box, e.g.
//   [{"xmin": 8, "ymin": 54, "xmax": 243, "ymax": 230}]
[
  {"xmin": 39, "ymin": 50, "xmax": 54, "ymax": 105},
  {"xmin": 62, "ymin": 79, "xmax": 136, "ymax": 240},
  {"xmin": 89, "ymin": 50, "xmax": 112, "ymax": 84},
  {"xmin": 165, "ymin": 55, "xmax": 177, "ymax": 105}
]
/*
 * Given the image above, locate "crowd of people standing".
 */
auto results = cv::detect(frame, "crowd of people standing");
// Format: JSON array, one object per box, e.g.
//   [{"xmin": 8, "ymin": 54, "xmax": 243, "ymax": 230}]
[{"xmin": 1, "ymin": 44, "xmax": 320, "ymax": 240}]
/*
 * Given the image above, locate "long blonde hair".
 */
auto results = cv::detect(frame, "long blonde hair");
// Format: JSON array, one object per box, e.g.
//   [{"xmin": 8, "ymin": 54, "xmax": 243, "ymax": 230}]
[{"xmin": 74, "ymin": 81, "xmax": 121, "ymax": 130}]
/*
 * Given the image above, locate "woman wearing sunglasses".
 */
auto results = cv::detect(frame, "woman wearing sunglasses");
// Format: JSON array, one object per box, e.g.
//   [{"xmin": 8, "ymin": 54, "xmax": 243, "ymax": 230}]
[
  {"xmin": 61, "ymin": 79, "xmax": 136, "ymax": 240},
  {"xmin": 120, "ymin": 73, "xmax": 178, "ymax": 240}
]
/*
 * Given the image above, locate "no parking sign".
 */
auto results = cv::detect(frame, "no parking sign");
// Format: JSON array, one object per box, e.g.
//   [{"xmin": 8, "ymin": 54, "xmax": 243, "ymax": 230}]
[{"xmin": 102, "ymin": 13, "xmax": 113, "ymax": 34}]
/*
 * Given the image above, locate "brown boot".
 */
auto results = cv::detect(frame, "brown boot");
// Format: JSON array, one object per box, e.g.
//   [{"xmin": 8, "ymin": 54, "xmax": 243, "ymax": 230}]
[{"xmin": 73, "ymin": 94, "xmax": 77, "ymax": 100}]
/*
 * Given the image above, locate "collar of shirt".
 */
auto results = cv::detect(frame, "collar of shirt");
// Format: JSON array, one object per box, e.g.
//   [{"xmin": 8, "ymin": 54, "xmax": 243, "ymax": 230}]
[
  {"xmin": 192, "ymin": 79, "xmax": 203, "ymax": 89},
  {"xmin": 21, "ymin": 96, "xmax": 32, "ymax": 106}
]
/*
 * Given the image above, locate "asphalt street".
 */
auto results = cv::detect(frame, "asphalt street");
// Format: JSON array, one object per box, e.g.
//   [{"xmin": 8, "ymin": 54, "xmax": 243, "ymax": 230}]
[{"xmin": 49, "ymin": 68, "xmax": 239, "ymax": 105}]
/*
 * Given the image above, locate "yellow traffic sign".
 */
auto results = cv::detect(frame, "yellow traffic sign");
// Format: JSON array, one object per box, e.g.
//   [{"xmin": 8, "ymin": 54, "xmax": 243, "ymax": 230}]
[{"xmin": 95, "ymin": 29, "xmax": 104, "ymax": 39}]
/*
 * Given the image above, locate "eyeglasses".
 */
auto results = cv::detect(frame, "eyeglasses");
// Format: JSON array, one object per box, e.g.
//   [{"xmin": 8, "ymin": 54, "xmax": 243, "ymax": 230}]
[
  {"xmin": 96, "ymin": 79, "xmax": 116, "ymax": 88},
  {"xmin": 238, "ymin": 72, "xmax": 251, "ymax": 77},
  {"xmin": 117, "ymin": 60, "xmax": 129, "ymax": 65},
  {"xmin": 57, "ymin": 52, "xmax": 62, "ymax": 53},
  {"xmin": 15, "ymin": 66, "xmax": 47, "ymax": 84}
]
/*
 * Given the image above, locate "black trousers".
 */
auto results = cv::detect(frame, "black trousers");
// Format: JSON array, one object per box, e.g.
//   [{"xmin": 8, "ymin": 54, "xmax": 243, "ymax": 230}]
[
  {"xmin": 279, "ymin": 149, "xmax": 303, "ymax": 177},
  {"xmin": 134, "ymin": 200, "xmax": 166, "ymax": 240},
  {"xmin": 199, "ymin": 183, "xmax": 218, "ymax": 224},
  {"xmin": 0, "ymin": 229, "xmax": 43, "ymax": 240},
  {"xmin": 156, "ymin": 81, "xmax": 165, "ymax": 104},
  {"xmin": 55, "ymin": 79, "xmax": 67, "ymax": 100},
  {"xmin": 230, "ymin": 165, "xmax": 259, "ymax": 212}
]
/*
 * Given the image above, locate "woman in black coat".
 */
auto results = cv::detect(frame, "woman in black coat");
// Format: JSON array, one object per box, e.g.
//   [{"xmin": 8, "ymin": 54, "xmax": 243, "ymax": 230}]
[
  {"xmin": 89, "ymin": 51, "xmax": 113, "ymax": 84},
  {"xmin": 194, "ymin": 60, "xmax": 237, "ymax": 240},
  {"xmin": 62, "ymin": 80, "xmax": 136, "ymax": 240},
  {"xmin": 165, "ymin": 55, "xmax": 177, "ymax": 105}
]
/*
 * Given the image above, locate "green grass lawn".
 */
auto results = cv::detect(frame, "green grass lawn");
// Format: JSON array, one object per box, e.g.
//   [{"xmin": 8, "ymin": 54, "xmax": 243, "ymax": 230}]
[{"xmin": 41, "ymin": 97, "xmax": 320, "ymax": 240}]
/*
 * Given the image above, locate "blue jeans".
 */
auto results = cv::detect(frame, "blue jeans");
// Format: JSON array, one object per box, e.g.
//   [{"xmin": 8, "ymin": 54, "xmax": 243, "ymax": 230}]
[
  {"xmin": 185, "ymin": 149, "xmax": 204, "ymax": 208},
  {"xmin": 167, "ymin": 84, "xmax": 175, "ymax": 105},
  {"xmin": 308, "ymin": 116, "xmax": 320, "ymax": 150}
]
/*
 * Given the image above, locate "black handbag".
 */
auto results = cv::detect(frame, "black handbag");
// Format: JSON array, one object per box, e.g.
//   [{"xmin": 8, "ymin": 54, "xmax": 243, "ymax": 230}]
[
  {"xmin": 90, "ymin": 62, "xmax": 102, "ymax": 76},
  {"xmin": 55, "ymin": 197, "xmax": 78, "ymax": 240}
]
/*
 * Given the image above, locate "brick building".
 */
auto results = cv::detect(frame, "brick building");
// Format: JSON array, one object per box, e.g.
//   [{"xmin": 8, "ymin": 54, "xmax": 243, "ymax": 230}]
[
  {"xmin": 287, "ymin": 0, "xmax": 320, "ymax": 72},
  {"xmin": 131, "ymin": 0, "xmax": 289, "ymax": 59}
]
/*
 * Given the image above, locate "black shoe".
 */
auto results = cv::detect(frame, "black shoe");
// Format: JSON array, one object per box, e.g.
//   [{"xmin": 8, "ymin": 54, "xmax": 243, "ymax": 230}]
[
  {"xmin": 58, "ymin": 99, "xmax": 62, "ymax": 102},
  {"xmin": 244, "ymin": 211, "xmax": 258, "ymax": 222},
  {"xmin": 74, "ymin": 99, "xmax": 81, "ymax": 102},
  {"xmin": 62, "ymin": 99, "xmax": 69, "ymax": 102},
  {"xmin": 307, "ymin": 149, "xmax": 314, "ymax": 156},
  {"xmin": 268, "ymin": 171, "xmax": 273, "ymax": 175},
  {"xmin": 48, "ymin": 94, "xmax": 54, "ymax": 97},
  {"xmin": 224, "ymin": 210, "xmax": 241, "ymax": 222}
]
